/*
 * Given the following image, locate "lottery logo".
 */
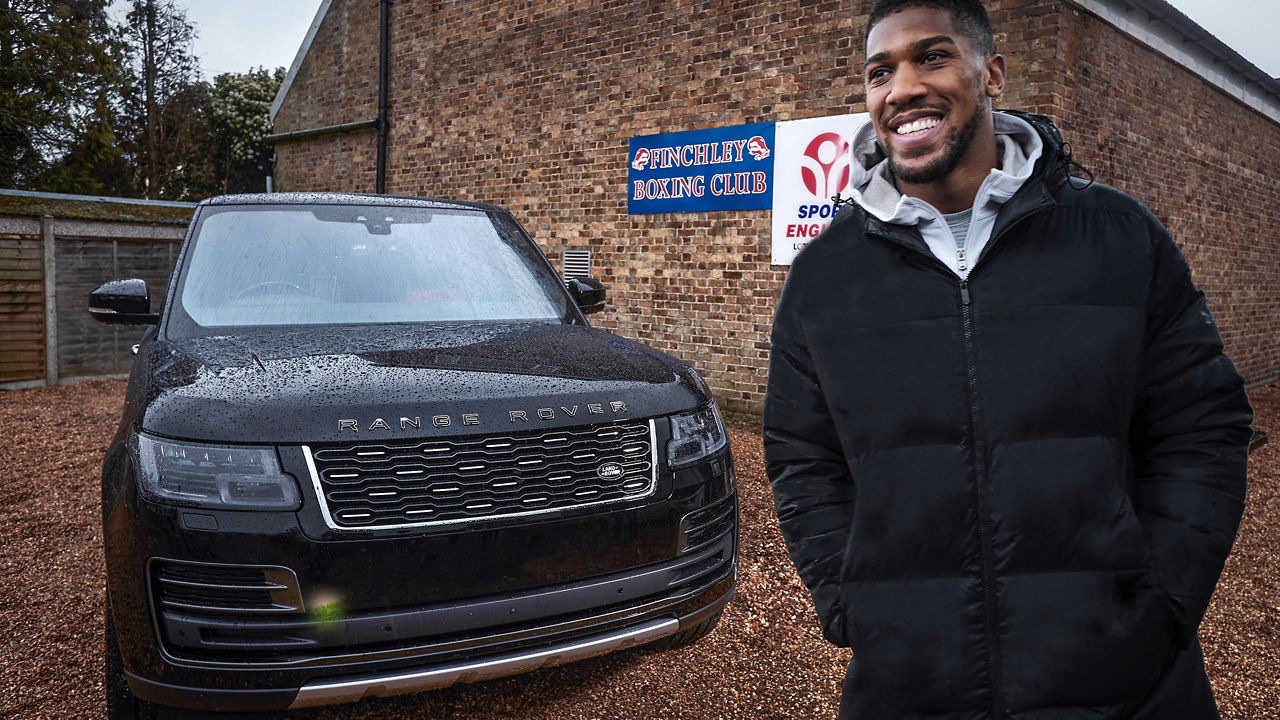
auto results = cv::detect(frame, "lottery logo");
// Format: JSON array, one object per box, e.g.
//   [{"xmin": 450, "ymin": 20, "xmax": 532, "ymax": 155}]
[{"xmin": 800, "ymin": 132, "xmax": 851, "ymax": 199}]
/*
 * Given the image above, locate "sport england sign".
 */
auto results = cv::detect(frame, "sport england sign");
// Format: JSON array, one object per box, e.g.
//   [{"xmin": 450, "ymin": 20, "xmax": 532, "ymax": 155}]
[
  {"xmin": 770, "ymin": 113, "xmax": 870, "ymax": 265},
  {"xmin": 628, "ymin": 122, "xmax": 775, "ymax": 214}
]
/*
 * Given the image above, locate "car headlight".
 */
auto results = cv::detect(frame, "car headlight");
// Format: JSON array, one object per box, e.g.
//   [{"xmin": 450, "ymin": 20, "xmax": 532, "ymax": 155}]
[
  {"xmin": 136, "ymin": 433, "xmax": 301, "ymax": 511},
  {"xmin": 666, "ymin": 403, "xmax": 728, "ymax": 468}
]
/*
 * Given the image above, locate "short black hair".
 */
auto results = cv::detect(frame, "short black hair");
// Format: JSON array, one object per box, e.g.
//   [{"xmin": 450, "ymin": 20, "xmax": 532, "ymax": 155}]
[{"xmin": 865, "ymin": 0, "xmax": 996, "ymax": 56}]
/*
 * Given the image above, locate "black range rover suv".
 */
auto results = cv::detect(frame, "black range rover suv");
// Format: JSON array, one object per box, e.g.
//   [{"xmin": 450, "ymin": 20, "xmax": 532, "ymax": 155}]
[{"xmin": 93, "ymin": 193, "xmax": 736, "ymax": 717}]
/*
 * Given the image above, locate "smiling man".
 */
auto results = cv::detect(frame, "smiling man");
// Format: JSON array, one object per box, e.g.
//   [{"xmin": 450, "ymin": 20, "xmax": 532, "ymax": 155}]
[{"xmin": 763, "ymin": 1, "xmax": 1253, "ymax": 718}]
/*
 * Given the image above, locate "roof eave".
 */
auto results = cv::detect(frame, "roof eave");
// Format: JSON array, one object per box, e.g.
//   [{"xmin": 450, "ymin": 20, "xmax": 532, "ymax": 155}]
[
  {"xmin": 269, "ymin": 0, "xmax": 336, "ymax": 125},
  {"xmin": 1070, "ymin": 0, "xmax": 1280, "ymax": 124}
]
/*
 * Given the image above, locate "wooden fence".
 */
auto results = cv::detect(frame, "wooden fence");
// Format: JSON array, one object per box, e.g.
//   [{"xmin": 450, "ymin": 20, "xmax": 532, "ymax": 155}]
[
  {"xmin": 0, "ymin": 230, "xmax": 44, "ymax": 383},
  {"xmin": 0, "ymin": 192, "xmax": 193, "ymax": 388}
]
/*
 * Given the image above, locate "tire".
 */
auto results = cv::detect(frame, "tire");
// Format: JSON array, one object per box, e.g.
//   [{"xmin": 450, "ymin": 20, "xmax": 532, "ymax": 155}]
[
  {"xmin": 642, "ymin": 611, "xmax": 723, "ymax": 651},
  {"xmin": 106, "ymin": 606, "xmax": 217, "ymax": 720},
  {"xmin": 106, "ymin": 604, "xmax": 148, "ymax": 720}
]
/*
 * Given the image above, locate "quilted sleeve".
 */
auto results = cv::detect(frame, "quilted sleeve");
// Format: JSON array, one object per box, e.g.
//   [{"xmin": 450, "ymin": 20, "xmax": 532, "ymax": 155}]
[
  {"xmin": 1130, "ymin": 211, "xmax": 1253, "ymax": 646},
  {"xmin": 763, "ymin": 278, "xmax": 855, "ymax": 648}
]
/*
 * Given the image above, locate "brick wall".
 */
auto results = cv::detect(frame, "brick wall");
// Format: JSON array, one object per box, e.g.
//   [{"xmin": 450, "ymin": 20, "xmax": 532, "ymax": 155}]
[
  {"xmin": 273, "ymin": 0, "xmax": 381, "ymax": 192},
  {"xmin": 1049, "ymin": 4, "xmax": 1280, "ymax": 392},
  {"xmin": 274, "ymin": 0, "xmax": 380, "ymax": 135},
  {"xmin": 273, "ymin": 0, "xmax": 1280, "ymax": 413}
]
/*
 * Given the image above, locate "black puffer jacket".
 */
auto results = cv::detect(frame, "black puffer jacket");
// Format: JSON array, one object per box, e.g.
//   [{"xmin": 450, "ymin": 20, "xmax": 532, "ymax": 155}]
[{"xmin": 763, "ymin": 112, "xmax": 1252, "ymax": 719}]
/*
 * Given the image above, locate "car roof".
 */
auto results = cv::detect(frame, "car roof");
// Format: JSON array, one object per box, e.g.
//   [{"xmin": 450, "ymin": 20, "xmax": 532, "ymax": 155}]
[{"xmin": 199, "ymin": 192, "xmax": 502, "ymax": 214}]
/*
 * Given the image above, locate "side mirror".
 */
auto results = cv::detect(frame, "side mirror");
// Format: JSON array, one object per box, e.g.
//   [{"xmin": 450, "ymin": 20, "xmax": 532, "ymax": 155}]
[
  {"xmin": 89, "ymin": 278, "xmax": 161, "ymax": 325},
  {"xmin": 566, "ymin": 277, "xmax": 606, "ymax": 314}
]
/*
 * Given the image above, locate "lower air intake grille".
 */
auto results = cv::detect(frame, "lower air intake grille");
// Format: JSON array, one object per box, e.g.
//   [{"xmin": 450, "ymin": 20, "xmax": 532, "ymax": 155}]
[
  {"xmin": 305, "ymin": 420, "xmax": 657, "ymax": 530},
  {"xmin": 680, "ymin": 495, "xmax": 737, "ymax": 553},
  {"xmin": 151, "ymin": 560, "xmax": 303, "ymax": 615}
]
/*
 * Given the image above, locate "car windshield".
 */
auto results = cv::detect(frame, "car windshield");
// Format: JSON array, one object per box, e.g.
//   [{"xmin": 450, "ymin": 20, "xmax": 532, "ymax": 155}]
[{"xmin": 168, "ymin": 204, "xmax": 571, "ymax": 336}]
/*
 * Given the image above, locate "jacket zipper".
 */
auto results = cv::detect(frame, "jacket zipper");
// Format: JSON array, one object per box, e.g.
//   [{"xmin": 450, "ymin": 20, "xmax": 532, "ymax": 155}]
[
  {"xmin": 868, "ymin": 207, "xmax": 1050, "ymax": 719},
  {"xmin": 954, "ymin": 212, "xmax": 1049, "ymax": 720},
  {"xmin": 960, "ymin": 277, "xmax": 1003, "ymax": 719}
]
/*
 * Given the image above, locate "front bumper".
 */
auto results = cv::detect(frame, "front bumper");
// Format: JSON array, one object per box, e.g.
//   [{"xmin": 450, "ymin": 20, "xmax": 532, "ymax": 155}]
[
  {"xmin": 127, "ymin": 564, "xmax": 733, "ymax": 711},
  {"xmin": 126, "ymin": 532, "xmax": 734, "ymax": 711},
  {"xmin": 290, "ymin": 616, "xmax": 684, "ymax": 708},
  {"xmin": 105, "ymin": 440, "xmax": 736, "ymax": 713}
]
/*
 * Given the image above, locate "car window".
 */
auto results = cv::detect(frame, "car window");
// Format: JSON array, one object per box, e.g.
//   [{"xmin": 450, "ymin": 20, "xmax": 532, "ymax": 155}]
[{"xmin": 169, "ymin": 205, "xmax": 570, "ymax": 335}]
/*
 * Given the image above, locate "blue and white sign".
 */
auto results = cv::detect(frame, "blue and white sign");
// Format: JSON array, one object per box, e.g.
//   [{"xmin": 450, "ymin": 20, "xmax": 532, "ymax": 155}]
[{"xmin": 628, "ymin": 122, "xmax": 775, "ymax": 214}]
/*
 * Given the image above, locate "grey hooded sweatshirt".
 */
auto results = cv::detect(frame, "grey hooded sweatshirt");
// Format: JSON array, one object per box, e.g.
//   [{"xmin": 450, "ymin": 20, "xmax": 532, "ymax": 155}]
[{"xmin": 848, "ymin": 112, "xmax": 1044, "ymax": 279}]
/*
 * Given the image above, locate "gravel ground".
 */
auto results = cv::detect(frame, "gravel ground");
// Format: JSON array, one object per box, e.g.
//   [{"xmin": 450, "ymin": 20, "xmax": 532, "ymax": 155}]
[{"xmin": 1, "ymin": 379, "xmax": 1276, "ymax": 719}]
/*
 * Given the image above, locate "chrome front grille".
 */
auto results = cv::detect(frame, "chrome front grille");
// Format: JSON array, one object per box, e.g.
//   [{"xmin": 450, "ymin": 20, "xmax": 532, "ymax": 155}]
[{"xmin": 303, "ymin": 420, "xmax": 658, "ymax": 530}]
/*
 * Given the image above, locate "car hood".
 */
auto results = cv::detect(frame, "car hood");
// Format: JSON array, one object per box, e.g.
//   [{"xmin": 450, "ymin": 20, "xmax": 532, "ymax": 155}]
[{"xmin": 139, "ymin": 323, "xmax": 710, "ymax": 444}]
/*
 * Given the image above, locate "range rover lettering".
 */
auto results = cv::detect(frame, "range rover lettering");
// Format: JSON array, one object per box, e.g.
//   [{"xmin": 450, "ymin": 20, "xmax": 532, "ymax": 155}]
[{"xmin": 94, "ymin": 193, "xmax": 736, "ymax": 717}]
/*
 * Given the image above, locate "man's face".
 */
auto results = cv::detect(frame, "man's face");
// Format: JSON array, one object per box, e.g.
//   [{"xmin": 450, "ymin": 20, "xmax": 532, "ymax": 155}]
[{"xmin": 863, "ymin": 6, "xmax": 1003, "ymax": 185}]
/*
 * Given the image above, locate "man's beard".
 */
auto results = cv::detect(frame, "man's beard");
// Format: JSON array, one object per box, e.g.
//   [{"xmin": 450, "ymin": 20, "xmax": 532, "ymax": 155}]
[{"xmin": 887, "ymin": 95, "xmax": 988, "ymax": 185}]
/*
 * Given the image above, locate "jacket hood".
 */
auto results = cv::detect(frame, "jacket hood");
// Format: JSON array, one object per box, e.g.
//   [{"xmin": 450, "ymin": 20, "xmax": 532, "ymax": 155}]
[
  {"xmin": 139, "ymin": 323, "xmax": 709, "ymax": 443},
  {"xmin": 848, "ymin": 110, "xmax": 1055, "ymax": 225}
]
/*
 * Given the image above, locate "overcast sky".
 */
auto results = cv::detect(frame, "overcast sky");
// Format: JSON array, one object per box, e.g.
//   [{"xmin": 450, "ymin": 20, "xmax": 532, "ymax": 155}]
[{"xmin": 120, "ymin": 1, "xmax": 1280, "ymax": 81}]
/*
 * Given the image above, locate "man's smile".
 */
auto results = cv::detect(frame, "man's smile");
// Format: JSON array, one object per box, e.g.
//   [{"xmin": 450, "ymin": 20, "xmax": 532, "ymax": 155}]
[
  {"xmin": 895, "ymin": 117, "xmax": 942, "ymax": 135},
  {"xmin": 885, "ymin": 110, "xmax": 947, "ymax": 152}
]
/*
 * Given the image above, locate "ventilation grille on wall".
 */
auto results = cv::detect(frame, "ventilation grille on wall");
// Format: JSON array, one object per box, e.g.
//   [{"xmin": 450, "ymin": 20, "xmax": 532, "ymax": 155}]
[{"xmin": 562, "ymin": 249, "xmax": 591, "ymax": 282}]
